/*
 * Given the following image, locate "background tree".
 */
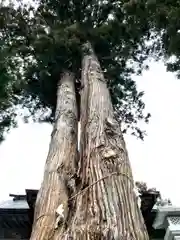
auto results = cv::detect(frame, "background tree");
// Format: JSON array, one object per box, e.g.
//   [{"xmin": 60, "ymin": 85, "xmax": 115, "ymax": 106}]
[{"xmin": 0, "ymin": 4, "xmax": 21, "ymax": 141}]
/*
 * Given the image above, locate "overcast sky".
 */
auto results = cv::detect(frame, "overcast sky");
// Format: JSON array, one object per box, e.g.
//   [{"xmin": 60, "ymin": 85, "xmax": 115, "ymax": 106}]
[{"xmin": 0, "ymin": 60, "xmax": 180, "ymax": 205}]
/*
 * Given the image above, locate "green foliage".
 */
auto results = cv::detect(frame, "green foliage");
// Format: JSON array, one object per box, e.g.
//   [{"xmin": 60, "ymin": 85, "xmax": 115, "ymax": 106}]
[
  {"xmin": 0, "ymin": 6, "xmax": 20, "ymax": 142},
  {"xmin": 0, "ymin": 54, "xmax": 18, "ymax": 142},
  {"xmin": 1, "ymin": 0, "xmax": 167, "ymax": 140},
  {"xmin": 144, "ymin": 0, "xmax": 180, "ymax": 77},
  {"xmin": 1, "ymin": 0, "xmax": 180, "ymax": 142}
]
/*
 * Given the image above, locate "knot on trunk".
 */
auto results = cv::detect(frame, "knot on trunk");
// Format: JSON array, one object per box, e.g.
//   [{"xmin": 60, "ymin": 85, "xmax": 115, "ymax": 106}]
[
  {"xmin": 105, "ymin": 117, "xmax": 119, "ymax": 136},
  {"xmin": 102, "ymin": 148, "xmax": 118, "ymax": 159}
]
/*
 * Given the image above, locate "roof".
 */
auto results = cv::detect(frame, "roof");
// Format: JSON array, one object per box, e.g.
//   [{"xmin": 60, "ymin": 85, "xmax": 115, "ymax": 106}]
[
  {"xmin": 0, "ymin": 190, "xmax": 37, "ymax": 239},
  {"xmin": 0, "ymin": 199, "xmax": 29, "ymax": 209},
  {"xmin": 0, "ymin": 189, "xmax": 38, "ymax": 211}
]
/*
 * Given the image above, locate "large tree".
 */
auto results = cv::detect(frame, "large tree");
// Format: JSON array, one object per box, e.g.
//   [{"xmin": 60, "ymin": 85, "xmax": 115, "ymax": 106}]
[
  {"xmin": 0, "ymin": 1, "xmax": 151, "ymax": 239},
  {"xmin": 30, "ymin": 41, "xmax": 149, "ymax": 239},
  {"xmin": 2, "ymin": 0, "xmax": 180, "ymax": 239}
]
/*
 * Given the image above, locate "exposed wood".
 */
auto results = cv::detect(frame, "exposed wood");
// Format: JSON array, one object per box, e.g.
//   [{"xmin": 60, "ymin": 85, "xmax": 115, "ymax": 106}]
[
  {"xmin": 30, "ymin": 72, "xmax": 78, "ymax": 240},
  {"xmin": 64, "ymin": 42, "xmax": 149, "ymax": 239}
]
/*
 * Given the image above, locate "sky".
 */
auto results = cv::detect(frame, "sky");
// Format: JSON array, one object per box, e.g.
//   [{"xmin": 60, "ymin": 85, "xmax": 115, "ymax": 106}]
[{"xmin": 0, "ymin": 60, "xmax": 180, "ymax": 205}]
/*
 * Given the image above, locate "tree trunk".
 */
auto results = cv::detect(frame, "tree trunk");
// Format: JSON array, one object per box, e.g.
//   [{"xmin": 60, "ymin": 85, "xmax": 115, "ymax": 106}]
[
  {"xmin": 63, "ymin": 43, "xmax": 149, "ymax": 239},
  {"xmin": 30, "ymin": 72, "xmax": 78, "ymax": 240}
]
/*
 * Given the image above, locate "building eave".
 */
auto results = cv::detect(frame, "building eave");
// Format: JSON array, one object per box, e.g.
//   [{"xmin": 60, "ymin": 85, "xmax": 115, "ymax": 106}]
[{"xmin": 153, "ymin": 207, "xmax": 180, "ymax": 229}]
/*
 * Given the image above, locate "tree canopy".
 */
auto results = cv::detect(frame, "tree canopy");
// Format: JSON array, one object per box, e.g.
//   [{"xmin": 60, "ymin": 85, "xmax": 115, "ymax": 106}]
[{"xmin": 0, "ymin": 0, "xmax": 180, "ymax": 142}]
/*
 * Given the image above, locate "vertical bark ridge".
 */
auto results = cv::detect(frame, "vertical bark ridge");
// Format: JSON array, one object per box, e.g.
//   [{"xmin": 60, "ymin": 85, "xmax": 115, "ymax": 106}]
[
  {"xmin": 30, "ymin": 72, "xmax": 78, "ymax": 240},
  {"xmin": 65, "ymin": 42, "xmax": 149, "ymax": 239}
]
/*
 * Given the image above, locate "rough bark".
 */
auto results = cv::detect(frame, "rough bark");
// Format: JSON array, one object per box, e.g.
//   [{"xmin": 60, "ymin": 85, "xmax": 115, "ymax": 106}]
[
  {"xmin": 30, "ymin": 72, "xmax": 78, "ymax": 240},
  {"xmin": 64, "ymin": 43, "xmax": 149, "ymax": 239}
]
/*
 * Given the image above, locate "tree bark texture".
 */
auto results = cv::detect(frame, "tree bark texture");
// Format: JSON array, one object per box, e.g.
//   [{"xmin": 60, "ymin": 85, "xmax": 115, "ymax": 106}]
[
  {"xmin": 30, "ymin": 72, "xmax": 78, "ymax": 240},
  {"xmin": 63, "ymin": 43, "xmax": 149, "ymax": 240}
]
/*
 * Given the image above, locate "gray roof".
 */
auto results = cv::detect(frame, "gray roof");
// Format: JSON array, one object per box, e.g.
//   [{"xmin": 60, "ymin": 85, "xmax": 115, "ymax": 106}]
[{"xmin": 0, "ymin": 199, "xmax": 29, "ymax": 209}]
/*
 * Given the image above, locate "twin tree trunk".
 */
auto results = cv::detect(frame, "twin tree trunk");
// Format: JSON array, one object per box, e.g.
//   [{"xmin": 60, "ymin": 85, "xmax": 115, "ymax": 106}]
[
  {"xmin": 30, "ymin": 44, "xmax": 149, "ymax": 240},
  {"xmin": 30, "ymin": 73, "xmax": 78, "ymax": 240}
]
